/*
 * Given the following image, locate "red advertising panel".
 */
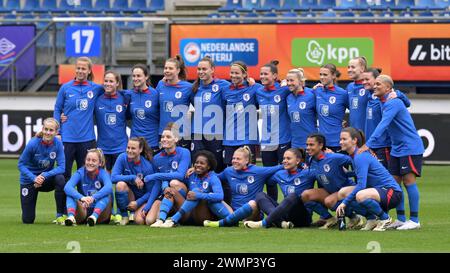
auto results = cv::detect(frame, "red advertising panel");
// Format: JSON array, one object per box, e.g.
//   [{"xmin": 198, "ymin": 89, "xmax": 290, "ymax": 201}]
[{"xmin": 58, "ymin": 64, "xmax": 105, "ymax": 85}]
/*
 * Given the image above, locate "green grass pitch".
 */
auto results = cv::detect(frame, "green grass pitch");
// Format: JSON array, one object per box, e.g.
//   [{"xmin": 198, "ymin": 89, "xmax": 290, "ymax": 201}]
[{"xmin": 1, "ymin": 159, "xmax": 449, "ymax": 253}]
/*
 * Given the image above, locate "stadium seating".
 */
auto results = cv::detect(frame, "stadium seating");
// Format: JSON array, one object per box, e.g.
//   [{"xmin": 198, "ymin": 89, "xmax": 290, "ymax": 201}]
[
  {"xmin": 149, "ymin": 0, "xmax": 165, "ymax": 11},
  {"xmin": 218, "ymin": 0, "xmax": 243, "ymax": 12},
  {"xmin": 23, "ymin": 0, "xmax": 40, "ymax": 13},
  {"xmin": 335, "ymin": 0, "xmax": 359, "ymax": 10},
  {"xmin": 340, "ymin": 10, "xmax": 356, "ymax": 22},
  {"xmin": 279, "ymin": 10, "xmax": 298, "ymax": 23},
  {"xmin": 373, "ymin": 0, "xmax": 397, "ymax": 10},
  {"xmin": 317, "ymin": 9, "xmax": 337, "ymax": 22},
  {"xmin": 436, "ymin": 0, "xmax": 450, "ymax": 8},
  {"xmin": 380, "ymin": 10, "xmax": 395, "ymax": 22},
  {"xmin": 93, "ymin": 0, "xmax": 112, "ymax": 13},
  {"xmin": 4, "ymin": 0, "xmax": 20, "ymax": 12},
  {"xmin": 299, "ymin": 0, "xmax": 320, "ymax": 10},
  {"xmin": 256, "ymin": 0, "xmax": 281, "ymax": 11},
  {"xmin": 418, "ymin": 9, "xmax": 435, "ymax": 21},
  {"xmin": 243, "ymin": 10, "xmax": 259, "ymax": 22},
  {"xmin": 280, "ymin": 0, "xmax": 301, "ymax": 11},
  {"xmin": 238, "ymin": 0, "xmax": 261, "ymax": 11},
  {"xmin": 128, "ymin": 0, "xmax": 157, "ymax": 13},
  {"xmin": 75, "ymin": 0, "xmax": 94, "ymax": 13},
  {"xmin": 358, "ymin": 10, "xmax": 375, "ymax": 22},
  {"xmin": 37, "ymin": 0, "xmax": 58, "ymax": 13},
  {"xmin": 263, "ymin": 10, "xmax": 278, "ymax": 23},
  {"xmin": 396, "ymin": 0, "xmax": 416, "ymax": 10},
  {"xmin": 321, "ymin": 0, "xmax": 337, "ymax": 10},
  {"xmin": 111, "ymin": 0, "xmax": 130, "ymax": 13}
]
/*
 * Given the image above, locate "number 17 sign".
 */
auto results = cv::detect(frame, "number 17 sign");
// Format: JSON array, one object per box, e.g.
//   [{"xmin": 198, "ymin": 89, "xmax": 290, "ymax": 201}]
[{"xmin": 65, "ymin": 26, "xmax": 101, "ymax": 57}]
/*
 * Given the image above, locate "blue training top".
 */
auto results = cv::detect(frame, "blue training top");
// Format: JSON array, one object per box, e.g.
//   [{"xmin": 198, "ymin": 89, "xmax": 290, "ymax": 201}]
[
  {"xmin": 366, "ymin": 94, "xmax": 424, "ymax": 157},
  {"xmin": 286, "ymin": 87, "xmax": 317, "ymax": 148},
  {"xmin": 256, "ymin": 82, "xmax": 292, "ymax": 146},
  {"xmin": 218, "ymin": 164, "xmax": 283, "ymax": 210},
  {"xmin": 54, "ymin": 79, "xmax": 103, "ymax": 142},
  {"xmin": 309, "ymin": 152, "xmax": 356, "ymax": 194},
  {"xmin": 18, "ymin": 137, "xmax": 65, "ymax": 185},
  {"xmin": 186, "ymin": 171, "xmax": 224, "ymax": 203},
  {"xmin": 64, "ymin": 167, "xmax": 113, "ymax": 201},
  {"xmin": 315, "ymin": 84, "xmax": 349, "ymax": 147},
  {"xmin": 342, "ymin": 149, "xmax": 402, "ymax": 206},
  {"xmin": 347, "ymin": 80, "xmax": 370, "ymax": 132},
  {"xmin": 268, "ymin": 168, "xmax": 316, "ymax": 198},
  {"xmin": 126, "ymin": 87, "xmax": 160, "ymax": 148},
  {"xmin": 95, "ymin": 91, "xmax": 129, "ymax": 154}
]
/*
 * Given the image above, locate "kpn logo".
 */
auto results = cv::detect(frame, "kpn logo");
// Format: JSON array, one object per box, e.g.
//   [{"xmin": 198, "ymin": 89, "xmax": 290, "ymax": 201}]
[{"xmin": 291, "ymin": 38, "xmax": 374, "ymax": 67}]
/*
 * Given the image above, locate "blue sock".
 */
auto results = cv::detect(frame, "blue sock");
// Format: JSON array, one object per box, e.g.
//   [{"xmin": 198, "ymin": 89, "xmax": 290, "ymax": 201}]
[
  {"xmin": 219, "ymin": 203, "xmax": 253, "ymax": 227},
  {"xmin": 208, "ymin": 202, "xmax": 231, "ymax": 219},
  {"xmin": 262, "ymin": 218, "xmax": 267, "ymax": 228},
  {"xmin": 159, "ymin": 197, "xmax": 174, "ymax": 221},
  {"xmin": 406, "ymin": 183, "xmax": 420, "ymax": 223},
  {"xmin": 172, "ymin": 200, "xmax": 199, "ymax": 223},
  {"xmin": 305, "ymin": 201, "xmax": 332, "ymax": 219},
  {"xmin": 178, "ymin": 188, "xmax": 187, "ymax": 198},
  {"xmin": 396, "ymin": 186, "xmax": 406, "ymax": 222},
  {"xmin": 92, "ymin": 196, "xmax": 109, "ymax": 219},
  {"xmin": 348, "ymin": 200, "xmax": 370, "ymax": 217},
  {"xmin": 66, "ymin": 197, "xmax": 77, "ymax": 217},
  {"xmin": 115, "ymin": 191, "xmax": 129, "ymax": 217},
  {"xmin": 360, "ymin": 199, "xmax": 389, "ymax": 220},
  {"xmin": 56, "ymin": 212, "xmax": 64, "ymax": 218}
]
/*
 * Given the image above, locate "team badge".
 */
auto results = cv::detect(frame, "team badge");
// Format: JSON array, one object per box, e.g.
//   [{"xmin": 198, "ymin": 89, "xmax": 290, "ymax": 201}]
[
  {"xmin": 247, "ymin": 176, "xmax": 255, "ymax": 184},
  {"xmin": 324, "ymin": 164, "xmax": 331, "ymax": 172},
  {"xmin": 299, "ymin": 102, "xmax": 306, "ymax": 109},
  {"xmin": 243, "ymin": 93, "xmax": 250, "ymax": 101},
  {"xmin": 292, "ymin": 112, "xmax": 300, "ymax": 122},
  {"xmin": 22, "ymin": 188, "xmax": 28, "ymax": 197},
  {"xmin": 172, "ymin": 161, "xmax": 179, "ymax": 170},
  {"xmin": 175, "ymin": 91, "xmax": 182, "ymax": 99},
  {"xmin": 202, "ymin": 181, "xmax": 209, "ymax": 190},
  {"xmin": 165, "ymin": 101, "xmax": 174, "ymax": 112},
  {"xmin": 288, "ymin": 186, "xmax": 296, "ymax": 194},
  {"xmin": 235, "ymin": 102, "xmax": 244, "ymax": 113},
  {"xmin": 87, "ymin": 91, "xmax": 94, "ymax": 99},
  {"xmin": 238, "ymin": 184, "xmax": 248, "ymax": 195},
  {"xmin": 359, "ymin": 89, "xmax": 366, "ymax": 96},
  {"xmin": 77, "ymin": 99, "xmax": 88, "ymax": 111},
  {"xmin": 274, "ymin": 95, "xmax": 281, "ymax": 103},
  {"xmin": 294, "ymin": 178, "xmax": 301, "ymax": 185},
  {"xmin": 39, "ymin": 160, "xmax": 50, "ymax": 168},
  {"xmin": 107, "ymin": 113, "xmax": 117, "ymax": 125},
  {"xmin": 94, "ymin": 181, "xmax": 102, "ymax": 189},
  {"xmin": 145, "ymin": 100, "xmax": 152, "ymax": 108},
  {"xmin": 203, "ymin": 92, "xmax": 212, "ymax": 103},
  {"xmin": 49, "ymin": 152, "xmax": 56, "ymax": 159},
  {"xmin": 136, "ymin": 109, "xmax": 145, "ymax": 120},
  {"xmin": 367, "ymin": 107, "xmax": 373, "ymax": 120},
  {"xmin": 212, "ymin": 84, "xmax": 219, "ymax": 92},
  {"xmin": 329, "ymin": 96, "xmax": 336, "ymax": 104},
  {"xmin": 318, "ymin": 174, "xmax": 330, "ymax": 185},
  {"xmin": 269, "ymin": 105, "xmax": 276, "ymax": 115},
  {"xmin": 352, "ymin": 97, "xmax": 359, "ymax": 109},
  {"xmin": 320, "ymin": 105, "xmax": 329, "ymax": 117}
]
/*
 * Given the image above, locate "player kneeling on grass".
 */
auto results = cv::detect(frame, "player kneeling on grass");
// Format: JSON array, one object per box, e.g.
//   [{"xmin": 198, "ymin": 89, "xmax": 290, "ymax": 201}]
[
  {"xmin": 64, "ymin": 148, "xmax": 113, "ymax": 226},
  {"xmin": 244, "ymin": 148, "xmax": 331, "ymax": 229},
  {"xmin": 301, "ymin": 134, "xmax": 365, "ymax": 230},
  {"xmin": 336, "ymin": 128, "xmax": 402, "ymax": 231},
  {"xmin": 18, "ymin": 118, "xmax": 66, "ymax": 224},
  {"xmin": 203, "ymin": 146, "xmax": 283, "ymax": 228},
  {"xmin": 161, "ymin": 150, "xmax": 233, "ymax": 228},
  {"xmin": 111, "ymin": 137, "xmax": 157, "ymax": 225}
]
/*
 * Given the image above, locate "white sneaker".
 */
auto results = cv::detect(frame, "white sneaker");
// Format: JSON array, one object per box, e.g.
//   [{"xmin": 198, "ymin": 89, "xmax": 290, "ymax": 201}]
[
  {"xmin": 150, "ymin": 219, "xmax": 164, "ymax": 228},
  {"xmin": 347, "ymin": 214, "xmax": 365, "ymax": 230},
  {"xmin": 244, "ymin": 221, "xmax": 263, "ymax": 229},
  {"xmin": 373, "ymin": 217, "xmax": 393, "ymax": 231},
  {"xmin": 161, "ymin": 219, "xmax": 177, "ymax": 228},
  {"xmin": 318, "ymin": 216, "xmax": 338, "ymax": 229},
  {"xmin": 397, "ymin": 220, "xmax": 421, "ymax": 230},
  {"xmin": 361, "ymin": 219, "xmax": 379, "ymax": 231},
  {"xmin": 386, "ymin": 219, "xmax": 405, "ymax": 230},
  {"xmin": 119, "ymin": 216, "xmax": 129, "ymax": 226},
  {"xmin": 87, "ymin": 215, "xmax": 97, "ymax": 227},
  {"xmin": 65, "ymin": 215, "xmax": 76, "ymax": 226},
  {"xmin": 281, "ymin": 221, "xmax": 294, "ymax": 229}
]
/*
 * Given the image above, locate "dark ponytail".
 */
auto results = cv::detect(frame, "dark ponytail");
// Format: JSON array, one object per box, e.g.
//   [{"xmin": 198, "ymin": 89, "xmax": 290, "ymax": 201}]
[
  {"xmin": 132, "ymin": 63, "xmax": 152, "ymax": 88},
  {"xmin": 366, "ymin": 67, "xmax": 382, "ymax": 79},
  {"xmin": 262, "ymin": 60, "xmax": 280, "ymax": 80},
  {"xmin": 167, "ymin": 55, "xmax": 187, "ymax": 81},
  {"xmin": 130, "ymin": 137, "xmax": 153, "ymax": 161},
  {"xmin": 286, "ymin": 148, "xmax": 306, "ymax": 167},
  {"xmin": 342, "ymin": 127, "xmax": 366, "ymax": 148}
]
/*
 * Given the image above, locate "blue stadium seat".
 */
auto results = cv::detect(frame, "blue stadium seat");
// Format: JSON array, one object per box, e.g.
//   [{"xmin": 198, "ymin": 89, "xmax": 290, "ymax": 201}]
[
  {"xmin": 435, "ymin": 0, "xmax": 449, "ymax": 9},
  {"xmin": 128, "ymin": 0, "xmax": 156, "ymax": 13},
  {"xmin": 359, "ymin": 11, "xmax": 375, "ymax": 23},
  {"xmin": 280, "ymin": 0, "xmax": 301, "ymax": 11},
  {"xmin": 225, "ymin": 12, "xmax": 241, "ymax": 24},
  {"xmin": 373, "ymin": 0, "xmax": 396, "ymax": 10},
  {"xmin": 439, "ymin": 10, "xmax": 450, "ymax": 22},
  {"xmin": 278, "ymin": 11, "xmax": 298, "ymax": 23},
  {"xmin": 36, "ymin": 0, "xmax": 58, "ymax": 13},
  {"xmin": 298, "ymin": 10, "xmax": 316, "ymax": 22},
  {"xmin": 23, "ymin": 0, "xmax": 40, "ymax": 13},
  {"xmin": 299, "ymin": 0, "xmax": 319, "ymax": 11},
  {"xmin": 127, "ymin": 14, "xmax": 144, "ymax": 28},
  {"xmin": 243, "ymin": 11, "xmax": 259, "ymax": 23},
  {"xmin": 57, "ymin": 0, "xmax": 75, "ymax": 13},
  {"xmin": 238, "ymin": 0, "xmax": 261, "ymax": 11},
  {"xmin": 4, "ymin": 0, "xmax": 20, "ymax": 11},
  {"xmin": 0, "ymin": 13, "xmax": 16, "ymax": 24},
  {"xmin": 399, "ymin": 10, "xmax": 415, "ymax": 22},
  {"xmin": 335, "ymin": 0, "xmax": 358, "ymax": 11},
  {"xmin": 218, "ymin": 0, "xmax": 243, "ymax": 12},
  {"xmin": 111, "ymin": 0, "xmax": 129, "ymax": 13},
  {"xmin": 256, "ymin": 0, "xmax": 281, "ymax": 11},
  {"xmin": 395, "ymin": 0, "xmax": 416, "ymax": 10},
  {"xmin": 317, "ymin": 10, "xmax": 337, "ymax": 23},
  {"xmin": 414, "ymin": 0, "xmax": 437, "ymax": 10},
  {"xmin": 263, "ymin": 11, "xmax": 278, "ymax": 23},
  {"xmin": 339, "ymin": 10, "xmax": 355, "ymax": 23},
  {"xmin": 418, "ymin": 10, "xmax": 434, "ymax": 22},
  {"xmin": 93, "ymin": 0, "xmax": 111, "ymax": 13},
  {"xmin": 320, "ymin": 0, "xmax": 336, "ymax": 10},
  {"xmin": 74, "ymin": 0, "xmax": 93, "ymax": 13},
  {"xmin": 149, "ymin": 0, "xmax": 165, "ymax": 11},
  {"xmin": 379, "ymin": 10, "xmax": 395, "ymax": 22}
]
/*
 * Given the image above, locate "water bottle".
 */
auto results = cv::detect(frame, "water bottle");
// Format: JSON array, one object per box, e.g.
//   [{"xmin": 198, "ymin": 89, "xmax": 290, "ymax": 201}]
[{"xmin": 338, "ymin": 214, "xmax": 346, "ymax": 231}]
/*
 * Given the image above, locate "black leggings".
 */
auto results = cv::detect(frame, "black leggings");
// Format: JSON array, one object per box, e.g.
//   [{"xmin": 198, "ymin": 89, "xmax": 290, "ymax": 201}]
[{"xmin": 20, "ymin": 174, "xmax": 66, "ymax": 224}]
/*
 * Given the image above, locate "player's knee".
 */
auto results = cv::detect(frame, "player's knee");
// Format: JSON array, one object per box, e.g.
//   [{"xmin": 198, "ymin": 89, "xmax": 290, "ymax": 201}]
[
  {"xmin": 115, "ymin": 181, "xmax": 128, "ymax": 191},
  {"xmin": 324, "ymin": 198, "xmax": 335, "ymax": 209},
  {"xmin": 170, "ymin": 180, "xmax": 186, "ymax": 191},
  {"xmin": 301, "ymin": 190, "xmax": 312, "ymax": 202},
  {"xmin": 355, "ymin": 192, "xmax": 367, "ymax": 203},
  {"xmin": 337, "ymin": 188, "xmax": 347, "ymax": 200},
  {"xmin": 248, "ymin": 200, "xmax": 257, "ymax": 210},
  {"xmin": 134, "ymin": 216, "xmax": 145, "ymax": 225}
]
